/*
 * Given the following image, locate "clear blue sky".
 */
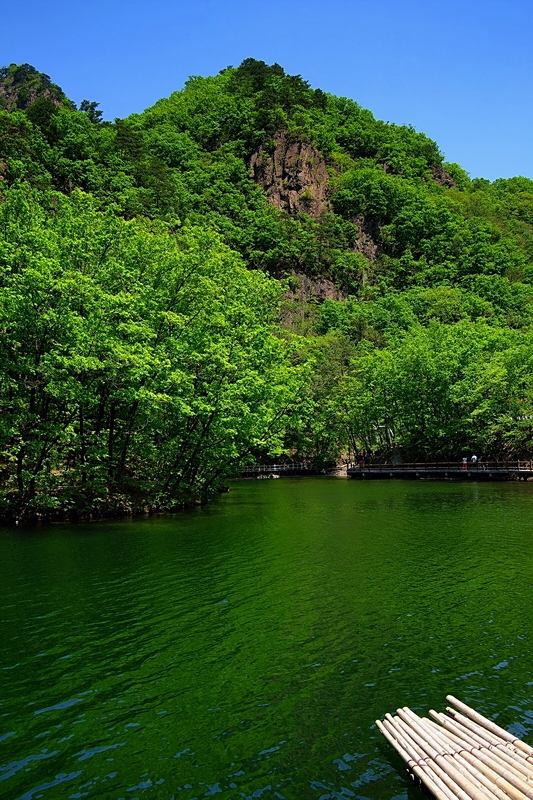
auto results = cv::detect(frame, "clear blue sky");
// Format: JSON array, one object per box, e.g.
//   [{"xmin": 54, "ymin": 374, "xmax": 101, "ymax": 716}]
[{"xmin": 3, "ymin": 0, "xmax": 532, "ymax": 180}]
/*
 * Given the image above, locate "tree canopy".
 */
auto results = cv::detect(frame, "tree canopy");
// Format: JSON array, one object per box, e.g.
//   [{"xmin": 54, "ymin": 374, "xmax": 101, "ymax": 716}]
[{"xmin": 0, "ymin": 58, "xmax": 531, "ymax": 521}]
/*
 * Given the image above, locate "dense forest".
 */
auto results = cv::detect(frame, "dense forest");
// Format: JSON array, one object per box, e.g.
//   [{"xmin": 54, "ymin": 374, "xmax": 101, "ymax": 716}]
[{"xmin": 1, "ymin": 60, "xmax": 532, "ymax": 522}]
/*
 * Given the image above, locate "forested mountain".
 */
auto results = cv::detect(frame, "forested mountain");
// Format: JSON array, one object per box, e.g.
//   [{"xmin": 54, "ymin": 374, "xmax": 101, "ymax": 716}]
[{"xmin": 1, "ymin": 58, "xmax": 532, "ymax": 522}]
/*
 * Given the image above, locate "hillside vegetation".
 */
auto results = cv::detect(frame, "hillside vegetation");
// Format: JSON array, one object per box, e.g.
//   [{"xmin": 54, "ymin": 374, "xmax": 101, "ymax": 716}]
[{"xmin": 1, "ymin": 60, "xmax": 532, "ymax": 522}]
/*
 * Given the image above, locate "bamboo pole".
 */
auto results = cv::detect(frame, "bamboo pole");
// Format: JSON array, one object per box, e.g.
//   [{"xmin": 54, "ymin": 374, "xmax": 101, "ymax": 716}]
[
  {"xmin": 386, "ymin": 713, "xmax": 480, "ymax": 800},
  {"xmin": 396, "ymin": 714, "xmax": 500, "ymax": 800},
  {"xmin": 377, "ymin": 698, "xmax": 533, "ymax": 800},
  {"xmin": 419, "ymin": 717, "xmax": 513, "ymax": 800},
  {"xmin": 445, "ymin": 706, "xmax": 525, "ymax": 752},
  {"xmin": 394, "ymin": 710, "xmax": 492, "ymax": 800},
  {"xmin": 376, "ymin": 719, "xmax": 455, "ymax": 800},
  {"xmin": 422, "ymin": 715, "xmax": 529, "ymax": 800},
  {"xmin": 439, "ymin": 721, "xmax": 530, "ymax": 784},
  {"xmin": 434, "ymin": 711, "xmax": 502, "ymax": 749},
  {"xmin": 425, "ymin": 714, "xmax": 532, "ymax": 800},
  {"xmin": 400, "ymin": 709, "xmax": 507, "ymax": 800},
  {"xmin": 384, "ymin": 716, "xmax": 473, "ymax": 800},
  {"xmin": 437, "ymin": 731, "xmax": 533, "ymax": 800},
  {"xmin": 430, "ymin": 711, "xmax": 533, "ymax": 780},
  {"xmin": 446, "ymin": 706, "xmax": 533, "ymax": 767},
  {"xmin": 447, "ymin": 696, "xmax": 533, "ymax": 759},
  {"xmin": 456, "ymin": 746, "xmax": 532, "ymax": 799},
  {"xmin": 430, "ymin": 711, "xmax": 533, "ymax": 783},
  {"xmin": 397, "ymin": 708, "xmax": 532, "ymax": 800}
]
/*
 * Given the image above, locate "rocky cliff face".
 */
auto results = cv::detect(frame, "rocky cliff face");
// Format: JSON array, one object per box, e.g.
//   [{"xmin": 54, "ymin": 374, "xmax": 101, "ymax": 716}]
[
  {"xmin": 431, "ymin": 164, "xmax": 457, "ymax": 188},
  {"xmin": 353, "ymin": 214, "xmax": 380, "ymax": 262},
  {"xmin": 250, "ymin": 131, "xmax": 330, "ymax": 218},
  {"xmin": 250, "ymin": 132, "xmax": 380, "ymax": 264},
  {"xmin": 0, "ymin": 64, "xmax": 68, "ymax": 111},
  {"xmin": 281, "ymin": 272, "xmax": 345, "ymax": 330}
]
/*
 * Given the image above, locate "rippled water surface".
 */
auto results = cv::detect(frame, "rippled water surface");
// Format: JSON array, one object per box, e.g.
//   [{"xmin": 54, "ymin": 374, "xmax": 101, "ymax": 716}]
[{"xmin": 1, "ymin": 479, "xmax": 532, "ymax": 799}]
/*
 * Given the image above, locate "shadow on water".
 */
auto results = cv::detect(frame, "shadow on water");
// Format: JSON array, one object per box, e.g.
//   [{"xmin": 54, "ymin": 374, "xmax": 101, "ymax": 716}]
[{"xmin": 0, "ymin": 479, "xmax": 531, "ymax": 798}]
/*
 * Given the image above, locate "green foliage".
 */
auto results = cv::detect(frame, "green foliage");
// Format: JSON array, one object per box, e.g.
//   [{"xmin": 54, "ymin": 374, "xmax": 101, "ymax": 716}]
[
  {"xmin": 0, "ymin": 59, "xmax": 531, "ymax": 518},
  {"xmin": 0, "ymin": 185, "xmax": 301, "ymax": 522},
  {"xmin": 0, "ymin": 63, "xmax": 72, "ymax": 111},
  {"xmin": 0, "ymin": 110, "xmax": 53, "ymax": 185},
  {"xmin": 2, "ymin": 58, "xmax": 530, "ymax": 293},
  {"xmin": 79, "ymin": 99, "xmax": 103, "ymax": 123},
  {"xmin": 340, "ymin": 322, "xmax": 532, "ymax": 459}
]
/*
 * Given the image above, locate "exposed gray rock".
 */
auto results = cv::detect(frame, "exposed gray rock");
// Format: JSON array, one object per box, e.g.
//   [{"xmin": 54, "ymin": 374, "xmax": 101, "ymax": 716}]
[{"xmin": 250, "ymin": 131, "xmax": 330, "ymax": 218}]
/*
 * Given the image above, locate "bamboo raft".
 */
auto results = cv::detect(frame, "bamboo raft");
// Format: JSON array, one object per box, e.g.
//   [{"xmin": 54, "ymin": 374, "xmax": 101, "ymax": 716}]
[{"xmin": 377, "ymin": 695, "xmax": 533, "ymax": 799}]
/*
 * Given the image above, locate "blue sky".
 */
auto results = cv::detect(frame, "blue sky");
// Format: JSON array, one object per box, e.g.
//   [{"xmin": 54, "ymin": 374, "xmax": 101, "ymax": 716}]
[{"xmin": 3, "ymin": 0, "xmax": 532, "ymax": 179}]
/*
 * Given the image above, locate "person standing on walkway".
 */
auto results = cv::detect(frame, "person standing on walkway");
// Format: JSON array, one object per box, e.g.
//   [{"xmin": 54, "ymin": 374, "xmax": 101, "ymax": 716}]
[
  {"xmin": 462, "ymin": 456, "xmax": 468, "ymax": 470},
  {"xmin": 471, "ymin": 454, "xmax": 478, "ymax": 468}
]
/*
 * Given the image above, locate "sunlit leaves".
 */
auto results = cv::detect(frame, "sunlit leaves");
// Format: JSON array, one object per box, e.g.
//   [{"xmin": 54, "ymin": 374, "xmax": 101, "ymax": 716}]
[{"xmin": 0, "ymin": 185, "xmax": 300, "ymax": 521}]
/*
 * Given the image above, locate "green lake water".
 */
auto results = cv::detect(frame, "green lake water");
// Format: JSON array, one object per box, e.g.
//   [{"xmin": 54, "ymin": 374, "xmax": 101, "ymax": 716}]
[{"xmin": 0, "ymin": 478, "xmax": 532, "ymax": 799}]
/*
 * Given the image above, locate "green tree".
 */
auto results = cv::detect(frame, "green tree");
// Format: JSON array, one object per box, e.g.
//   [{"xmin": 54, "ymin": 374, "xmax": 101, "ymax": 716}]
[{"xmin": 79, "ymin": 99, "xmax": 103, "ymax": 123}]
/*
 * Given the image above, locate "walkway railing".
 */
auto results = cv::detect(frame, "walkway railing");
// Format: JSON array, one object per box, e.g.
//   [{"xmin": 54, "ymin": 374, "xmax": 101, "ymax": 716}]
[
  {"xmin": 347, "ymin": 460, "xmax": 533, "ymax": 471},
  {"xmin": 239, "ymin": 460, "xmax": 533, "ymax": 479},
  {"xmin": 241, "ymin": 462, "xmax": 311, "ymax": 474},
  {"xmin": 347, "ymin": 459, "xmax": 533, "ymax": 481}
]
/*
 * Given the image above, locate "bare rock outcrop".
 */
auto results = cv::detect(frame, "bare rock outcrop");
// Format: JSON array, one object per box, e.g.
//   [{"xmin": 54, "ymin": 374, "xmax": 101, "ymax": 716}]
[
  {"xmin": 281, "ymin": 272, "xmax": 345, "ymax": 330},
  {"xmin": 0, "ymin": 64, "xmax": 68, "ymax": 112},
  {"xmin": 354, "ymin": 214, "xmax": 380, "ymax": 262},
  {"xmin": 250, "ymin": 132, "xmax": 330, "ymax": 218},
  {"xmin": 286, "ymin": 272, "xmax": 345, "ymax": 302},
  {"xmin": 431, "ymin": 164, "xmax": 457, "ymax": 188}
]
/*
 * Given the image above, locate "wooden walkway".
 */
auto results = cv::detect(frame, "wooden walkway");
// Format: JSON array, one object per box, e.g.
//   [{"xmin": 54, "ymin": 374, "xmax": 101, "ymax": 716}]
[
  {"xmin": 348, "ymin": 461, "xmax": 533, "ymax": 481},
  {"xmin": 377, "ymin": 695, "xmax": 533, "ymax": 799},
  {"xmin": 240, "ymin": 462, "xmax": 316, "ymax": 477},
  {"xmin": 239, "ymin": 461, "xmax": 533, "ymax": 480}
]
